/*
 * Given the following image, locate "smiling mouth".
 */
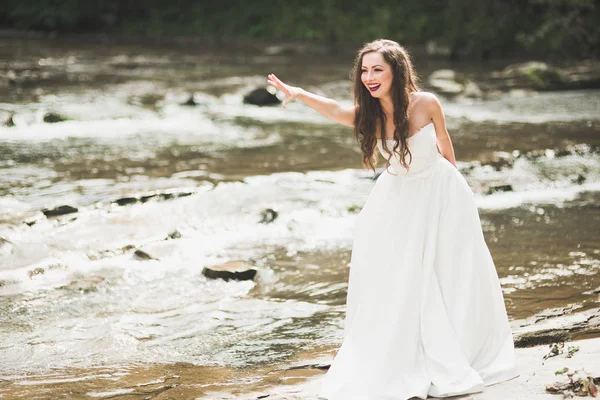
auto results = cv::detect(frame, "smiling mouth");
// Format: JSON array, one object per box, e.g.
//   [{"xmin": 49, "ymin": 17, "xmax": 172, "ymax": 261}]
[{"xmin": 367, "ymin": 84, "xmax": 381, "ymax": 92}]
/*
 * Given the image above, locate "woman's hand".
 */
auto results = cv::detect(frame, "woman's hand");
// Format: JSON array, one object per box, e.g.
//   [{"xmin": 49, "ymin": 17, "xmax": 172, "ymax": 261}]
[{"xmin": 267, "ymin": 74, "xmax": 301, "ymax": 108}]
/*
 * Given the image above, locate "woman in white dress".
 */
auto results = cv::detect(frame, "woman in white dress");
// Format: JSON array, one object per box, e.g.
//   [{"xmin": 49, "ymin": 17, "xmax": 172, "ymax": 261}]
[{"xmin": 267, "ymin": 39, "xmax": 517, "ymax": 400}]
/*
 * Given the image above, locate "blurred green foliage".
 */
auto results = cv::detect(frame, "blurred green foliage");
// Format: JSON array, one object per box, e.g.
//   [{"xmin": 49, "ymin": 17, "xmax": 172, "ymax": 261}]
[{"xmin": 1, "ymin": 0, "xmax": 598, "ymax": 59}]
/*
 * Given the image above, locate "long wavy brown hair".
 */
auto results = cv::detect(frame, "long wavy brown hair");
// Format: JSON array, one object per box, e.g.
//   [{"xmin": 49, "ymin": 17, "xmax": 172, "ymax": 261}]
[{"xmin": 352, "ymin": 39, "xmax": 420, "ymax": 171}]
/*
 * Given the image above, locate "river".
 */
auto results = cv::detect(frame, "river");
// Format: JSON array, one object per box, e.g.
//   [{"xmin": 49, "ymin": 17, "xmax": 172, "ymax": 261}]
[{"xmin": 0, "ymin": 35, "xmax": 599, "ymax": 399}]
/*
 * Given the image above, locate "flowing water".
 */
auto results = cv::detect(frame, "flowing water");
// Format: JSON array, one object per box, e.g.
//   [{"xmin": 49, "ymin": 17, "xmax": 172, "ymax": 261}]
[{"xmin": 0, "ymin": 37, "xmax": 599, "ymax": 398}]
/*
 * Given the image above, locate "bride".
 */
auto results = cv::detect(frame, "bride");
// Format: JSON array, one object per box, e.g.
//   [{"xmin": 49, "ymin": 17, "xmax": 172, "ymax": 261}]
[{"xmin": 267, "ymin": 39, "xmax": 517, "ymax": 400}]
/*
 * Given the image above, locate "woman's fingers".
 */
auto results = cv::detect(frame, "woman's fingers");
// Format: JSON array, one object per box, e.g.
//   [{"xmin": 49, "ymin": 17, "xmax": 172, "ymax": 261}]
[{"xmin": 267, "ymin": 73, "xmax": 295, "ymax": 108}]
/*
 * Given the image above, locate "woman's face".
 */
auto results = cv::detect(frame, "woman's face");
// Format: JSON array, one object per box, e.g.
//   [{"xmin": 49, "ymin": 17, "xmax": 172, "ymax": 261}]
[{"xmin": 360, "ymin": 51, "xmax": 393, "ymax": 99}]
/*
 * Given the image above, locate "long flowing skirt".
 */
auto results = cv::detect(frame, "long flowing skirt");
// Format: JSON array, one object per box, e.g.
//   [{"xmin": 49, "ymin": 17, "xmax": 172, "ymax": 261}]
[{"xmin": 319, "ymin": 157, "xmax": 517, "ymax": 400}]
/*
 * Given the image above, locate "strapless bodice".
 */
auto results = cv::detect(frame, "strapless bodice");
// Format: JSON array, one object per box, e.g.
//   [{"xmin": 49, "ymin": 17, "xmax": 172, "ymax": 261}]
[{"xmin": 377, "ymin": 122, "xmax": 443, "ymax": 176}]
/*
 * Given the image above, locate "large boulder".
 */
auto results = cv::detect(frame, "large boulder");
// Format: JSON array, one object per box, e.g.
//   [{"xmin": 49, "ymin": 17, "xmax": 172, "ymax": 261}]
[
  {"xmin": 202, "ymin": 261, "xmax": 257, "ymax": 281},
  {"xmin": 243, "ymin": 88, "xmax": 280, "ymax": 106},
  {"xmin": 491, "ymin": 61, "xmax": 568, "ymax": 90}
]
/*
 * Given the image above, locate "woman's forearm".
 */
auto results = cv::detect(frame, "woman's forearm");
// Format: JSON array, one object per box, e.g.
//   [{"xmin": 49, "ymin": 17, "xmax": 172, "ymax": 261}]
[
  {"xmin": 296, "ymin": 88, "xmax": 355, "ymax": 127},
  {"xmin": 436, "ymin": 136, "xmax": 457, "ymax": 167}
]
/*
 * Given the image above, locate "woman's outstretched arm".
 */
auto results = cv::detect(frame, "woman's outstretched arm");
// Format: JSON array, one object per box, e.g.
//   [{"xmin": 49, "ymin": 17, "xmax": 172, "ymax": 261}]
[{"xmin": 267, "ymin": 74, "xmax": 355, "ymax": 127}]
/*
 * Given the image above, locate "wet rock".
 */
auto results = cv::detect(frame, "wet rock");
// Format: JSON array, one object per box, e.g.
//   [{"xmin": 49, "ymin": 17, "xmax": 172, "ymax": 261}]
[
  {"xmin": 347, "ymin": 205, "xmax": 361, "ymax": 214},
  {"xmin": 181, "ymin": 95, "xmax": 198, "ymax": 106},
  {"xmin": 114, "ymin": 197, "xmax": 139, "ymax": 206},
  {"xmin": 572, "ymin": 174, "xmax": 586, "ymax": 185},
  {"xmin": 491, "ymin": 61, "xmax": 567, "ymax": 90},
  {"xmin": 286, "ymin": 363, "xmax": 330, "ymax": 371},
  {"xmin": 178, "ymin": 92, "xmax": 213, "ymax": 107},
  {"xmin": 42, "ymin": 205, "xmax": 78, "ymax": 217},
  {"xmin": 514, "ymin": 328, "xmax": 571, "ymax": 348},
  {"xmin": 259, "ymin": 208, "xmax": 278, "ymax": 224},
  {"xmin": 243, "ymin": 88, "xmax": 280, "ymax": 106},
  {"xmin": 514, "ymin": 308, "xmax": 600, "ymax": 348},
  {"xmin": 560, "ymin": 61, "xmax": 600, "ymax": 89},
  {"xmin": 133, "ymin": 249, "xmax": 158, "ymax": 261},
  {"xmin": 487, "ymin": 184, "xmax": 513, "ymax": 195},
  {"xmin": 0, "ymin": 237, "xmax": 14, "ymax": 255},
  {"xmin": 2, "ymin": 113, "xmax": 15, "ymax": 127},
  {"xmin": 166, "ymin": 230, "xmax": 182, "ymax": 240},
  {"xmin": 202, "ymin": 261, "xmax": 257, "ymax": 281},
  {"xmin": 27, "ymin": 267, "xmax": 45, "ymax": 279},
  {"xmin": 24, "ymin": 213, "xmax": 44, "ymax": 226},
  {"xmin": 486, "ymin": 152, "xmax": 516, "ymax": 171},
  {"xmin": 43, "ymin": 112, "xmax": 68, "ymax": 123},
  {"xmin": 524, "ymin": 149, "xmax": 546, "ymax": 160},
  {"xmin": 428, "ymin": 69, "xmax": 463, "ymax": 96},
  {"xmin": 88, "ymin": 244, "xmax": 137, "ymax": 261},
  {"xmin": 139, "ymin": 191, "xmax": 195, "ymax": 203},
  {"xmin": 462, "ymin": 81, "xmax": 483, "ymax": 98},
  {"xmin": 130, "ymin": 93, "xmax": 164, "ymax": 107}
]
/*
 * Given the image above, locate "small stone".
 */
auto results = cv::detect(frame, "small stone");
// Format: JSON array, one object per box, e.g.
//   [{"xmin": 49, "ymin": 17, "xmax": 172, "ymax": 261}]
[
  {"xmin": 167, "ymin": 230, "xmax": 182, "ymax": 240},
  {"xmin": 133, "ymin": 249, "xmax": 157, "ymax": 261},
  {"xmin": 42, "ymin": 205, "xmax": 78, "ymax": 217},
  {"xmin": 259, "ymin": 208, "xmax": 278, "ymax": 224},
  {"xmin": 202, "ymin": 261, "xmax": 257, "ymax": 281}
]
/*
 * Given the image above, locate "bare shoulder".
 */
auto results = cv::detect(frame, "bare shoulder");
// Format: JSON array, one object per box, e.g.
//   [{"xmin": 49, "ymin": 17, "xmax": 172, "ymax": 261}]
[{"xmin": 412, "ymin": 91, "xmax": 441, "ymax": 107}]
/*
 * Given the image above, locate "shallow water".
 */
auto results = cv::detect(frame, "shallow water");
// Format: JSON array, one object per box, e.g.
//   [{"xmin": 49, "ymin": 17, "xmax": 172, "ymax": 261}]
[{"xmin": 1, "ymin": 36, "xmax": 599, "ymax": 397}]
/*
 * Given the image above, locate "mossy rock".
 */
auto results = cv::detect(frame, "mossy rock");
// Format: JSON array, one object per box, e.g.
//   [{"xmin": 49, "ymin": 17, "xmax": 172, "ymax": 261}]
[{"xmin": 513, "ymin": 328, "xmax": 571, "ymax": 348}]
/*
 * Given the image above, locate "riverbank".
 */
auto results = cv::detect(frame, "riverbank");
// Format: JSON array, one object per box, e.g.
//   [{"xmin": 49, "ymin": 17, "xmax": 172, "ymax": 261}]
[{"xmin": 2, "ymin": 336, "xmax": 598, "ymax": 399}]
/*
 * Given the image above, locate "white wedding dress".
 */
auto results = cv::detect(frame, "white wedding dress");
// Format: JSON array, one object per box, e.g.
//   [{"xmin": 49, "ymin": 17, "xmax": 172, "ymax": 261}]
[{"xmin": 319, "ymin": 123, "xmax": 517, "ymax": 400}]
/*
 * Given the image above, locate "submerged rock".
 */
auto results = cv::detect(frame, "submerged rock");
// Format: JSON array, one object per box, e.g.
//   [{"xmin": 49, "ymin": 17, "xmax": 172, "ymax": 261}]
[
  {"xmin": 202, "ymin": 261, "xmax": 257, "ymax": 281},
  {"xmin": 243, "ymin": 88, "xmax": 280, "ymax": 106},
  {"xmin": 259, "ymin": 208, "xmax": 278, "ymax": 224},
  {"xmin": 42, "ymin": 205, "xmax": 78, "ymax": 217}
]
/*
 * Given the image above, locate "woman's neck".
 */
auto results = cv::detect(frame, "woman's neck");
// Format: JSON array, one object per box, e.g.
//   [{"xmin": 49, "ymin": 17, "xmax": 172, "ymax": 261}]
[{"xmin": 379, "ymin": 96, "xmax": 394, "ymax": 119}]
